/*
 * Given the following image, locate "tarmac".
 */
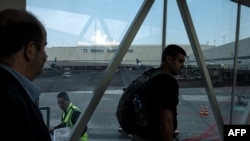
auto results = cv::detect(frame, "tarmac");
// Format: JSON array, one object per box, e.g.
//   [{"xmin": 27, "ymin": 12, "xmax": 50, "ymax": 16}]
[{"xmin": 35, "ymin": 69, "xmax": 249, "ymax": 141}]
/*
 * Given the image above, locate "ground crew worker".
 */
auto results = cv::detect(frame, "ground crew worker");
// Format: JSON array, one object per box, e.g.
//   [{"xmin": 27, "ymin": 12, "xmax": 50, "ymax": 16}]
[{"xmin": 50, "ymin": 92, "xmax": 88, "ymax": 141}]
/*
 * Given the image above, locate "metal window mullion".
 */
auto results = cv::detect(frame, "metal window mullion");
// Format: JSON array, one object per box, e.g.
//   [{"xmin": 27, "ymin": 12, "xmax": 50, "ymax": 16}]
[
  {"xmin": 176, "ymin": 0, "xmax": 224, "ymax": 140},
  {"xmin": 162, "ymin": 0, "xmax": 168, "ymax": 51},
  {"xmin": 230, "ymin": 3, "xmax": 240, "ymax": 124}
]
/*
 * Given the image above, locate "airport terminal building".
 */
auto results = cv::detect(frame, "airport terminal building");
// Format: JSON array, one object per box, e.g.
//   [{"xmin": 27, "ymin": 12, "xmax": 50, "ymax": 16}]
[{"xmin": 45, "ymin": 37, "xmax": 250, "ymax": 69}]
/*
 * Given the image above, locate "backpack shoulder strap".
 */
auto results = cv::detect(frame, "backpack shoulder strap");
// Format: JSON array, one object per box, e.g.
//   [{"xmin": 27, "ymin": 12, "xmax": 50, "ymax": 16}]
[{"xmin": 149, "ymin": 67, "xmax": 169, "ymax": 79}]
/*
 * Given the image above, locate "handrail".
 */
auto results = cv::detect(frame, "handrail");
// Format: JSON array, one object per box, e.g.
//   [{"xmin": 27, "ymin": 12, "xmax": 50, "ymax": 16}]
[{"xmin": 39, "ymin": 106, "xmax": 50, "ymax": 129}]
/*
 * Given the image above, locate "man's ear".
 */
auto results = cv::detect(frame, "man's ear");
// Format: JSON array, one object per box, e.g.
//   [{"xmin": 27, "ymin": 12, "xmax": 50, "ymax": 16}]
[
  {"xmin": 24, "ymin": 41, "xmax": 36, "ymax": 61},
  {"xmin": 166, "ymin": 55, "xmax": 172, "ymax": 63}
]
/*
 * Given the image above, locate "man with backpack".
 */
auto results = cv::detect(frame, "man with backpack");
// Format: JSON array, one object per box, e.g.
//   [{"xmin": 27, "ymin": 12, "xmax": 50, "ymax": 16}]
[{"xmin": 131, "ymin": 44, "xmax": 186, "ymax": 141}]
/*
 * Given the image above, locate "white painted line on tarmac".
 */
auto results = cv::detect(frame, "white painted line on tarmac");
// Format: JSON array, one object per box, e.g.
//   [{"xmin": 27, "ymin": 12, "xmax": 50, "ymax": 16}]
[
  {"xmin": 41, "ymin": 90, "xmax": 241, "ymax": 103},
  {"xmin": 181, "ymin": 95, "xmax": 235, "ymax": 102},
  {"xmin": 41, "ymin": 90, "xmax": 124, "ymax": 95}
]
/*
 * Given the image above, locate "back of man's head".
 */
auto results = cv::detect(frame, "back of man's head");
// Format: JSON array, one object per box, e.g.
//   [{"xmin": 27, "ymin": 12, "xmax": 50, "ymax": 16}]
[
  {"xmin": 0, "ymin": 9, "xmax": 44, "ymax": 58},
  {"xmin": 161, "ymin": 44, "xmax": 186, "ymax": 61}
]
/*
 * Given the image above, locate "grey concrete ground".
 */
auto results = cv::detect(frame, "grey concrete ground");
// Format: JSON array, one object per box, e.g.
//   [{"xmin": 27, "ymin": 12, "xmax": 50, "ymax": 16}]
[{"xmin": 35, "ymin": 69, "xmax": 249, "ymax": 141}]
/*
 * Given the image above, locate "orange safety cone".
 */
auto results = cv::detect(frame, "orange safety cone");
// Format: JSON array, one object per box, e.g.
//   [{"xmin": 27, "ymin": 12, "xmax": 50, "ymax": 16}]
[
  {"xmin": 199, "ymin": 106, "xmax": 205, "ymax": 116},
  {"xmin": 204, "ymin": 106, "xmax": 209, "ymax": 116}
]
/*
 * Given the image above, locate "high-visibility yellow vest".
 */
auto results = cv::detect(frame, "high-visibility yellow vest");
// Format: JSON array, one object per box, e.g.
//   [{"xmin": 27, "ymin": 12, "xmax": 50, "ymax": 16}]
[{"xmin": 62, "ymin": 102, "xmax": 88, "ymax": 141}]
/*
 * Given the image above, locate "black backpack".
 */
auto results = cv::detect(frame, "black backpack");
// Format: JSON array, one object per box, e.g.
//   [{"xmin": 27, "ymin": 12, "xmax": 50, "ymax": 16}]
[{"xmin": 116, "ymin": 67, "xmax": 165, "ymax": 134}]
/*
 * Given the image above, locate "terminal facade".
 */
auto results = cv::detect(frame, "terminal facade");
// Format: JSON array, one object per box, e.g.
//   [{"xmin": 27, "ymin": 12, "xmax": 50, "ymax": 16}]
[{"xmin": 45, "ymin": 37, "xmax": 250, "ymax": 69}]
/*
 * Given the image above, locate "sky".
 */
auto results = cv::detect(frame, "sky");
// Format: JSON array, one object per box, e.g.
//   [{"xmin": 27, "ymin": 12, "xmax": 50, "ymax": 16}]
[{"xmin": 26, "ymin": 0, "xmax": 250, "ymax": 48}]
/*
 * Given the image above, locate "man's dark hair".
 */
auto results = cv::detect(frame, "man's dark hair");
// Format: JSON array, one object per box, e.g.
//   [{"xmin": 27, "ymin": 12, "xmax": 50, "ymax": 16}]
[
  {"xmin": 161, "ymin": 44, "xmax": 186, "ymax": 61},
  {"xmin": 0, "ymin": 9, "xmax": 44, "ymax": 58},
  {"xmin": 57, "ymin": 92, "xmax": 70, "ymax": 101}
]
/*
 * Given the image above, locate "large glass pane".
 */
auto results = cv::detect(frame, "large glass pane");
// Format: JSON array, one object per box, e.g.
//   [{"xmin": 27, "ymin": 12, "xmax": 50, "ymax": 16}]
[
  {"xmin": 26, "ymin": 0, "xmax": 250, "ymax": 140},
  {"xmin": 27, "ymin": 0, "xmax": 162, "ymax": 140},
  {"xmin": 174, "ymin": 0, "xmax": 250, "ymax": 140},
  {"xmin": 234, "ymin": 3, "xmax": 250, "ymax": 124}
]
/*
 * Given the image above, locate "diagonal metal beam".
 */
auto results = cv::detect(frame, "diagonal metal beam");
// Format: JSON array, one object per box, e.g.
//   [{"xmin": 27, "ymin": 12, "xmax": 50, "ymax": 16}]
[
  {"xmin": 67, "ymin": 0, "xmax": 155, "ymax": 141},
  {"xmin": 176, "ymin": 0, "xmax": 224, "ymax": 140}
]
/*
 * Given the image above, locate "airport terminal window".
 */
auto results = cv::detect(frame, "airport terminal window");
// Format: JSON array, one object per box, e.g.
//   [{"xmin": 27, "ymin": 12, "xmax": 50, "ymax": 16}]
[
  {"xmin": 107, "ymin": 49, "xmax": 117, "ymax": 53},
  {"xmin": 82, "ymin": 49, "xmax": 88, "ymax": 53},
  {"xmin": 26, "ymin": 0, "xmax": 250, "ymax": 141}
]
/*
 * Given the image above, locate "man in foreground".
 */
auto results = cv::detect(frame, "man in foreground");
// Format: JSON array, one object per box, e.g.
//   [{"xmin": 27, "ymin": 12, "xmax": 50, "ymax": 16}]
[{"xmin": 0, "ymin": 9, "xmax": 51, "ymax": 140}]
